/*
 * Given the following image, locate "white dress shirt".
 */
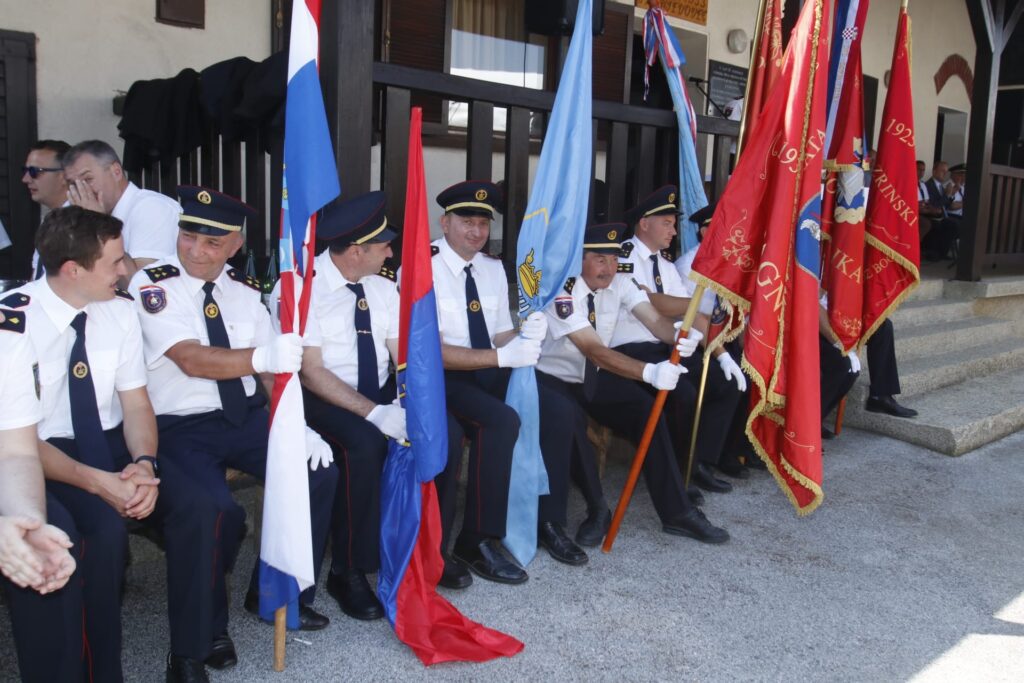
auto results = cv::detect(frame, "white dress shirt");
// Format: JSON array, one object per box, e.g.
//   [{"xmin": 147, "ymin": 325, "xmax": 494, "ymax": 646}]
[
  {"xmin": 0, "ymin": 325, "xmax": 43, "ymax": 431},
  {"xmin": 430, "ymin": 237, "xmax": 513, "ymax": 348},
  {"xmin": 112, "ymin": 181, "xmax": 182, "ymax": 261},
  {"xmin": 128, "ymin": 255, "xmax": 273, "ymax": 416},
  {"xmin": 9, "ymin": 278, "xmax": 147, "ymax": 439},
  {"xmin": 674, "ymin": 247, "xmax": 716, "ymax": 316},
  {"xmin": 610, "ymin": 237, "xmax": 686, "ymax": 347}
]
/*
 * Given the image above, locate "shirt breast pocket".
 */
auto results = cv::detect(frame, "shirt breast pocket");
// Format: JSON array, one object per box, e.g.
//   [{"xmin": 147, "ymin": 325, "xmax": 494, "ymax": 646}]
[
  {"xmin": 87, "ymin": 349, "xmax": 120, "ymax": 401},
  {"xmin": 226, "ymin": 321, "xmax": 255, "ymax": 348},
  {"xmin": 319, "ymin": 314, "xmax": 352, "ymax": 344}
]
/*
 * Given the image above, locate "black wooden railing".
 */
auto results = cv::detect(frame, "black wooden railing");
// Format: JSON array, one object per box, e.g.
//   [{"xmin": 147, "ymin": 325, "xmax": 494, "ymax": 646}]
[{"xmin": 980, "ymin": 164, "xmax": 1024, "ymax": 269}]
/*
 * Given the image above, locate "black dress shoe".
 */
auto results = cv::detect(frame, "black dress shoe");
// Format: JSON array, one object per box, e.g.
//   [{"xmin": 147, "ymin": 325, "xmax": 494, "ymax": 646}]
[
  {"xmin": 538, "ymin": 522, "xmax": 588, "ymax": 565},
  {"xmin": 244, "ymin": 589, "xmax": 333, "ymax": 630},
  {"xmin": 167, "ymin": 653, "xmax": 210, "ymax": 683},
  {"xmin": 326, "ymin": 569, "xmax": 385, "ymax": 621},
  {"xmin": 715, "ymin": 456, "xmax": 750, "ymax": 479},
  {"xmin": 438, "ymin": 557, "xmax": 473, "ymax": 589},
  {"xmin": 452, "ymin": 538, "xmax": 528, "ymax": 585},
  {"xmin": 821, "ymin": 427, "xmax": 836, "ymax": 440},
  {"xmin": 203, "ymin": 631, "xmax": 237, "ymax": 670},
  {"xmin": 687, "ymin": 485, "xmax": 705, "ymax": 506},
  {"xmin": 866, "ymin": 395, "xmax": 918, "ymax": 418},
  {"xmin": 574, "ymin": 506, "xmax": 611, "ymax": 548},
  {"xmin": 662, "ymin": 508, "xmax": 730, "ymax": 544},
  {"xmin": 693, "ymin": 463, "xmax": 733, "ymax": 493},
  {"xmin": 744, "ymin": 454, "xmax": 767, "ymax": 470}
]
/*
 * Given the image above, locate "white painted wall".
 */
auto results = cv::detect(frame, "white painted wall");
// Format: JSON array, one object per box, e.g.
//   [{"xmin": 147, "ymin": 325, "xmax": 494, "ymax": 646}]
[{"xmin": 0, "ymin": 0, "xmax": 272, "ymax": 150}]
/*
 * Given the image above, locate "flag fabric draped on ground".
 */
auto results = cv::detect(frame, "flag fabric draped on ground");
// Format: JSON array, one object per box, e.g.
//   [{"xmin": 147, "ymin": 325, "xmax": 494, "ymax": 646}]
[
  {"xmin": 259, "ymin": 0, "xmax": 340, "ymax": 628},
  {"xmin": 821, "ymin": 0, "xmax": 870, "ymax": 353},
  {"xmin": 738, "ymin": 0, "xmax": 785, "ymax": 153},
  {"xmin": 690, "ymin": 0, "xmax": 832, "ymax": 515},
  {"xmin": 643, "ymin": 6, "xmax": 707, "ymax": 253},
  {"xmin": 376, "ymin": 107, "xmax": 524, "ymax": 665},
  {"xmin": 503, "ymin": 0, "xmax": 592, "ymax": 566},
  {"xmin": 862, "ymin": 2, "xmax": 920, "ymax": 343}
]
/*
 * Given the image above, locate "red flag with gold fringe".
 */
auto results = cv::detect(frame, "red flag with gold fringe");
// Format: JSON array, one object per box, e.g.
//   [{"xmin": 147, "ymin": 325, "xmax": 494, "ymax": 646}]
[{"xmin": 738, "ymin": 0, "xmax": 785, "ymax": 152}]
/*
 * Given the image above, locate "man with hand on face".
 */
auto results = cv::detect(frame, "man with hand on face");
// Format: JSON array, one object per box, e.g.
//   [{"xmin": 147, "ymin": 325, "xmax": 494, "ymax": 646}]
[
  {"xmin": 535, "ymin": 224, "xmax": 729, "ymax": 546},
  {"xmin": 277, "ymin": 191, "xmax": 400, "ymax": 622},
  {"xmin": 22, "ymin": 139, "xmax": 70, "ymax": 279},
  {"xmin": 429, "ymin": 180, "xmax": 583, "ymax": 590},
  {"xmin": 127, "ymin": 187, "xmax": 337, "ymax": 682},
  {"xmin": 614, "ymin": 187, "xmax": 742, "ymax": 492},
  {"xmin": 63, "ymin": 140, "xmax": 181, "ymax": 280}
]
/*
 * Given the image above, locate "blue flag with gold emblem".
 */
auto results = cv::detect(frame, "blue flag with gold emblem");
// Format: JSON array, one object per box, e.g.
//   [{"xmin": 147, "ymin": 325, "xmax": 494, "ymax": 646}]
[{"xmin": 503, "ymin": 0, "xmax": 592, "ymax": 565}]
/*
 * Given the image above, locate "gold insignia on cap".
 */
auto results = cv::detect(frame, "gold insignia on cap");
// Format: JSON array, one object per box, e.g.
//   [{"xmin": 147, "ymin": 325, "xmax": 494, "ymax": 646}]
[
  {"xmin": 198, "ymin": 190, "xmax": 213, "ymax": 205},
  {"xmin": 72, "ymin": 361, "xmax": 89, "ymax": 379},
  {"xmin": 475, "ymin": 189, "xmax": 488, "ymax": 201},
  {"xmin": 205, "ymin": 302, "xmax": 220, "ymax": 319},
  {"xmin": 668, "ymin": 193, "xmax": 676, "ymax": 203},
  {"xmin": 607, "ymin": 230, "xmax": 618, "ymax": 241},
  {"xmin": 469, "ymin": 300, "xmax": 482, "ymax": 313},
  {"xmin": 357, "ymin": 298, "xmax": 369, "ymax": 311}
]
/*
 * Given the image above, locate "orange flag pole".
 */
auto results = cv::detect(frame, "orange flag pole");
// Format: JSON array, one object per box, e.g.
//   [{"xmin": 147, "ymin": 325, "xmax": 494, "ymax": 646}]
[
  {"xmin": 603, "ymin": 288, "xmax": 704, "ymax": 553},
  {"xmin": 273, "ymin": 606, "xmax": 286, "ymax": 671},
  {"xmin": 834, "ymin": 397, "xmax": 846, "ymax": 436}
]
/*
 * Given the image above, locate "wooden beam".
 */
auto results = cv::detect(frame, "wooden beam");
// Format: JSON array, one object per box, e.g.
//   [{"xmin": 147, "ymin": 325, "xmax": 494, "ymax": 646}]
[
  {"xmin": 503, "ymin": 107, "xmax": 531, "ymax": 278},
  {"xmin": 966, "ymin": 0, "xmax": 998, "ymax": 53},
  {"xmin": 383, "ymin": 87, "xmax": 411, "ymax": 239},
  {"xmin": 1004, "ymin": 0, "xmax": 1024, "ymax": 44},
  {"xmin": 466, "ymin": 101, "xmax": 494, "ymax": 180}
]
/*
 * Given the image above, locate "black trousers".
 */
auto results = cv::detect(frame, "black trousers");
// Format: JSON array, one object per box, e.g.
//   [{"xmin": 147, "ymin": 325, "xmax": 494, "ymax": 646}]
[
  {"xmin": 820, "ymin": 335, "xmax": 860, "ymax": 419},
  {"xmin": 866, "ymin": 318, "xmax": 901, "ymax": 397},
  {"xmin": 158, "ymin": 398, "xmax": 337, "ymax": 644},
  {"xmin": 613, "ymin": 341, "xmax": 740, "ymax": 468},
  {"xmin": 538, "ymin": 369, "xmax": 694, "ymax": 524},
  {"xmin": 303, "ymin": 387, "xmax": 391, "ymax": 574}
]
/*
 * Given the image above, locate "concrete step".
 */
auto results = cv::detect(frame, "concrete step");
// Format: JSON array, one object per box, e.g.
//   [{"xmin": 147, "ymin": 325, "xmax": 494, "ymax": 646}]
[
  {"xmin": 848, "ymin": 337, "xmax": 1024, "ymax": 402},
  {"xmin": 843, "ymin": 366, "xmax": 1024, "ymax": 456},
  {"xmin": 893, "ymin": 316, "xmax": 1024, "ymax": 361},
  {"xmin": 889, "ymin": 298, "xmax": 976, "ymax": 327},
  {"xmin": 907, "ymin": 278, "xmax": 945, "ymax": 303}
]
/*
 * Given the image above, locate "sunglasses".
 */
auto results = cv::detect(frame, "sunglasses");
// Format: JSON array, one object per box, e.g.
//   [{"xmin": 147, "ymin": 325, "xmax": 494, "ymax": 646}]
[{"xmin": 23, "ymin": 165, "xmax": 63, "ymax": 179}]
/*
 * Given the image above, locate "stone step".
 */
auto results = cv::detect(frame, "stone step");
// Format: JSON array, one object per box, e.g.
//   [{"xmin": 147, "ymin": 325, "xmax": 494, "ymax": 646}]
[
  {"xmin": 889, "ymin": 297, "xmax": 976, "ymax": 327},
  {"xmin": 893, "ymin": 316, "xmax": 1024, "ymax": 361},
  {"xmin": 843, "ymin": 365, "xmax": 1024, "ymax": 456},
  {"xmin": 907, "ymin": 278, "xmax": 946, "ymax": 303},
  {"xmin": 848, "ymin": 337, "xmax": 1024, "ymax": 401}
]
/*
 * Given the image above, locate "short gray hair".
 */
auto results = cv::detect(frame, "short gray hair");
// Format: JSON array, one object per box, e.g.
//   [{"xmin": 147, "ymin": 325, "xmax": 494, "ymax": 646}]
[{"xmin": 63, "ymin": 139, "xmax": 122, "ymax": 168}]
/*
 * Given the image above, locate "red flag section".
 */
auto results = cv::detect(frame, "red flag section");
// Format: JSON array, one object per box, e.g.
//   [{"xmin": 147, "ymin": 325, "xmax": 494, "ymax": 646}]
[
  {"xmin": 691, "ymin": 0, "xmax": 832, "ymax": 515},
  {"xmin": 738, "ymin": 0, "xmax": 785, "ymax": 152},
  {"xmin": 862, "ymin": 4, "xmax": 920, "ymax": 342}
]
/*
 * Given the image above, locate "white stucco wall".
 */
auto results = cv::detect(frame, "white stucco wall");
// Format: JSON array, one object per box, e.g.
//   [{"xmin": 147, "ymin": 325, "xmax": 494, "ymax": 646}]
[{"xmin": 0, "ymin": 0, "xmax": 272, "ymax": 150}]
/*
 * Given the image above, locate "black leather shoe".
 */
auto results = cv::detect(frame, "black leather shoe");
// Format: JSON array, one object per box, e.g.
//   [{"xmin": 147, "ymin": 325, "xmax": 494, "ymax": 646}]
[
  {"xmin": 744, "ymin": 454, "xmax": 767, "ymax": 470},
  {"xmin": 715, "ymin": 456, "xmax": 750, "ymax": 479},
  {"xmin": 693, "ymin": 463, "xmax": 733, "ymax": 493},
  {"xmin": 326, "ymin": 569, "xmax": 385, "ymax": 621},
  {"xmin": 167, "ymin": 653, "xmax": 210, "ymax": 683},
  {"xmin": 687, "ymin": 485, "xmax": 705, "ymax": 506},
  {"xmin": 574, "ymin": 506, "xmax": 611, "ymax": 548},
  {"xmin": 438, "ymin": 556, "xmax": 473, "ymax": 589},
  {"xmin": 452, "ymin": 538, "xmax": 528, "ymax": 585},
  {"xmin": 203, "ymin": 631, "xmax": 237, "ymax": 670},
  {"xmin": 821, "ymin": 427, "xmax": 836, "ymax": 440},
  {"xmin": 244, "ymin": 589, "xmax": 333, "ymax": 630},
  {"xmin": 538, "ymin": 522, "xmax": 588, "ymax": 565},
  {"xmin": 866, "ymin": 395, "xmax": 918, "ymax": 418},
  {"xmin": 662, "ymin": 508, "xmax": 730, "ymax": 544}
]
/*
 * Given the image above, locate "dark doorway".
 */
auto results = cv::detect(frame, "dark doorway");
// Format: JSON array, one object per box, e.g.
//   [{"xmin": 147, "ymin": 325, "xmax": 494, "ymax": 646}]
[{"xmin": 0, "ymin": 29, "xmax": 38, "ymax": 280}]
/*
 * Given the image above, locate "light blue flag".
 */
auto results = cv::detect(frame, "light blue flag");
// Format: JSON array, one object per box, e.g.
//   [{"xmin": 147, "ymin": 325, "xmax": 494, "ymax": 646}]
[{"xmin": 503, "ymin": 0, "xmax": 593, "ymax": 566}]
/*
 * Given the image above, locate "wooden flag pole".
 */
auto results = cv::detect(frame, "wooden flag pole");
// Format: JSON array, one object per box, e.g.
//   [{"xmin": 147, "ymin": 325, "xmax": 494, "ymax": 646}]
[
  {"xmin": 603, "ymin": 287, "xmax": 705, "ymax": 553},
  {"xmin": 834, "ymin": 396, "xmax": 846, "ymax": 436},
  {"xmin": 273, "ymin": 606, "xmax": 286, "ymax": 672},
  {"xmin": 684, "ymin": 345, "xmax": 712, "ymax": 488}
]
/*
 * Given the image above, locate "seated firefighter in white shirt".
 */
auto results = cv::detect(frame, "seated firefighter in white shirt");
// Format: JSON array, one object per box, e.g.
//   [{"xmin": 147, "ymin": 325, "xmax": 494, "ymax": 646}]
[{"xmin": 535, "ymin": 222, "xmax": 729, "ymax": 546}]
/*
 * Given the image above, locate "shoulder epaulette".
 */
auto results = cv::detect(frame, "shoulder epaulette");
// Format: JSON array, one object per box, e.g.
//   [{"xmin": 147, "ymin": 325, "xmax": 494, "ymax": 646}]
[
  {"xmin": 114, "ymin": 288, "xmax": 134, "ymax": 301},
  {"xmin": 377, "ymin": 265, "xmax": 397, "ymax": 282},
  {"xmin": 619, "ymin": 241, "xmax": 634, "ymax": 258},
  {"xmin": 660, "ymin": 249, "xmax": 675, "ymax": 263},
  {"xmin": 0, "ymin": 309, "xmax": 26, "ymax": 334},
  {"xmin": 0, "ymin": 292, "xmax": 30, "ymax": 309},
  {"xmin": 563, "ymin": 277, "xmax": 576, "ymax": 294},
  {"xmin": 431, "ymin": 245, "xmax": 440, "ymax": 256},
  {"xmin": 227, "ymin": 268, "xmax": 262, "ymax": 291},
  {"xmin": 617, "ymin": 262, "xmax": 634, "ymax": 274},
  {"xmin": 144, "ymin": 264, "xmax": 180, "ymax": 283}
]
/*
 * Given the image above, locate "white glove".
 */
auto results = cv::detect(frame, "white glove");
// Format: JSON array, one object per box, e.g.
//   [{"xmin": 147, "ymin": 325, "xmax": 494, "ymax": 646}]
[
  {"xmin": 672, "ymin": 322, "xmax": 704, "ymax": 358},
  {"xmin": 717, "ymin": 353, "xmax": 747, "ymax": 392},
  {"xmin": 305, "ymin": 427, "xmax": 333, "ymax": 471},
  {"xmin": 519, "ymin": 312, "xmax": 548, "ymax": 341},
  {"xmin": 642, "ymin": 360, "xmax": 686, "ymax": 391},
  {"xmin": 252, "ymin": 333, "xmax": 303, "ymax": 374},
  {"xmin": 848, "ymin": 352, "xmax": 862, "ymax": 374},
  {"xmin": 496, "ymin": 336, "xmax": 542, "ymax": 368},
  {"xmin": 367, "ymin": 403, "xmax": 408, "ymax": 442}
]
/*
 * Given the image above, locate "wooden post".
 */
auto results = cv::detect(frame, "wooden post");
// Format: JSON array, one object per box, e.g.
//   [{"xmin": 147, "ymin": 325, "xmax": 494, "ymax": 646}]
[{"xmin": 273, "ymin": 606, "xmax": 287, "ymax": 672}]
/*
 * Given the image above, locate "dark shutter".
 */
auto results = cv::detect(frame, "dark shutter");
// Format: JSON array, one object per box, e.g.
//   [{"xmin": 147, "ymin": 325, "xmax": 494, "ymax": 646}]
[
  {"xmin": 0, "ymin": 30, "xmax": 38, "ymax": 280},
  {"xmin": 385, "ymin": 0, "xmax": 447, "ymax": 123}
]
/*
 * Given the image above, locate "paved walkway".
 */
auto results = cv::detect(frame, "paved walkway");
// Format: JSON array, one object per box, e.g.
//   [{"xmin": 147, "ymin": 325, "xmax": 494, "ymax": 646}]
[{"xmin": 3, "ymin": 426, "xmax": 1023, "ymax": 682}]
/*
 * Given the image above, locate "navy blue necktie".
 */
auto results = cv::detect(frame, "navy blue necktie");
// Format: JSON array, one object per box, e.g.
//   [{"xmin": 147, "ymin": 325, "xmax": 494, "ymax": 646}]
[
  {"xmin": 345, "ymin": 282, "xmax": 380, "ymax": 402},
  {"xmin": 68, "ymin": 312, "xmax": 114, "ymax": 470},
  {"xmin": 650, "ymin": 254, "xmax": 664, "ymax": 294},
  {"xmin": 464, "ymin": 264, "xmax": 491, "ymax": 349},
  {"xmin": 202, "ymin": 282, "xmax": 247, "ymax": 426},
  {"xmin": 583, "ymin": 293, "xmax": 598, "ymax": 401}
]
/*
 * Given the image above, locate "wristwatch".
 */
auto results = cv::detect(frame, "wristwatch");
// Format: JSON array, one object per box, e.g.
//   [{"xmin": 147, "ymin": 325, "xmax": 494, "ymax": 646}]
[{"xmin": 135, "ymin": 455, "xmax": 160, "ymax": 477}]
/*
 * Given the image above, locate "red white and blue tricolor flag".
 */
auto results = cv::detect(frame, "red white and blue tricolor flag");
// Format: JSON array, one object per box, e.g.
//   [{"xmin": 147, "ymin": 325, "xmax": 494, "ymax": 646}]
[
  {"xmin": 376, "ymin": 107, "xmax": 523, "ymax": 665},
  {"xmin": 259, "ymin": 0, "xmax": 340, "ymax": 628}
]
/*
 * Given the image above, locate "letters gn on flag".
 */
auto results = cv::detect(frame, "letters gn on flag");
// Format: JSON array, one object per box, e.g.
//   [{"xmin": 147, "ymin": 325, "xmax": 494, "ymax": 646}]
[
  {"xmin": 259, "ymin": 0, "xmax": 340, "ymax": 628},
  {"xmin": 642, "ymin": 5, "xmax": 706, "ymax": 253},
  {"xmin": 503, "ymin": 0, "xmax": 592, "ymax": 566},
  {"xmin": 690, "ymin": 0, "xmax": 832, "ymax": 515},
  {"xmin": 820, "ymin": 0, "xmax": 870, "ymax": 354},
  {"xmin": 862, "ymin": 2, "xmax": 920, "ymax": 343},
  {"xmin": 375, "ymin": 107, "xmax": 523, "ymax": 666}
]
